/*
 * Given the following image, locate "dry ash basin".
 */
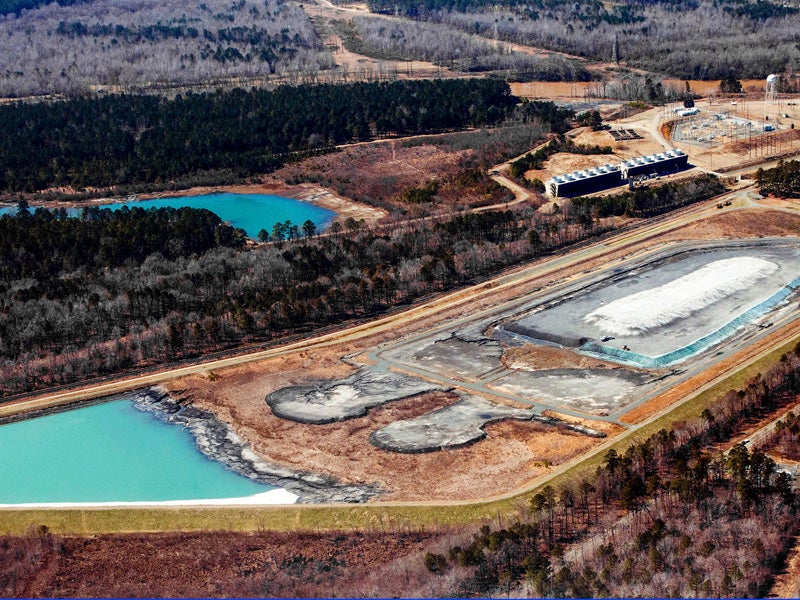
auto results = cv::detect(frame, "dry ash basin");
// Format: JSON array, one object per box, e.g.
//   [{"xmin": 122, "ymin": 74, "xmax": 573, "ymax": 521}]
[
  {"xmin": 266, "ymin": 369, "xmax": 446, "ymax": 424},
  {"xmin": 369, "ymin": 394, "xmax": 536, "ymax": 453}
]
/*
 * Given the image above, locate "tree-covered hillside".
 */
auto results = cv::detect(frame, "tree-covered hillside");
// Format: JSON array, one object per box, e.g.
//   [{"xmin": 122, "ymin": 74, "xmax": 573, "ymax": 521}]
[
  {"xmin": 0, "ymin": 79, "xmax": 516, "ymax": 192},
  {"xmin": 368, "ymin": 0, "xmax": 799, "ymax": 80},
  {"xmin": 0, "ymin": 0, "xmax": 331, "ymax": 97},
  {"xmin": 0, "ymin": 0, "xmax": 77, "ymax": 16},
  {"xmin": 757, "ymin": 160, "xmax": 800, "ymax": 198}
]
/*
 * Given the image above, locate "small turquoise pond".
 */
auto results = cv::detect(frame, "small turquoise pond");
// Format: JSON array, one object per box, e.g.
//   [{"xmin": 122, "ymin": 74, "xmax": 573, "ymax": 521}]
[
  {"xmin": 0, "ymin": 192, "xmax": 336, "ymax": 239},
  {"xmin": 0, "ymin": 400, "xmax": 274, "ymax": 504}
]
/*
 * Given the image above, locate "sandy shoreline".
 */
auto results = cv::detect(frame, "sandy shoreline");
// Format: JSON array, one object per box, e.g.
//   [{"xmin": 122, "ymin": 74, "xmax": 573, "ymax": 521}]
[
  {"xmin": 0, "ymin": 488, "xmax": 299, "ymax": 509},
  {"xmin": 0, "ymin": 181, "xmax": 386, "ymax": 227}
]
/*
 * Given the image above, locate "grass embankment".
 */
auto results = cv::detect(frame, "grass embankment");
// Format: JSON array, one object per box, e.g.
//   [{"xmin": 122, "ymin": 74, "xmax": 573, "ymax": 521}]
[
  {"xmin": 539, "ymin": 333, "xmax": 800, "ymax": 493},
  {"xmin": 1, "ymin": 333, "xmax": 798, "ymax": 535}
]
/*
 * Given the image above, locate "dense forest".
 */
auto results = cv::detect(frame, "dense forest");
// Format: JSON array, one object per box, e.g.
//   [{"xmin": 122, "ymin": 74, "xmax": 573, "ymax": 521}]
[
  {"xmin": 0, "ymin": 176, "xmax": 725, "ymax": 396},
  {"xmin": 570, "ymin": 174, "xmax": 726, "ymax": 219},
  {"xmin": 0, "ymin": 78, "xmax": 515, "ymax": 193},
  {"xmin": 756, "ymin": 160, "xmax": 800, "ymax": 198},
  {"xmin": 0, "ymin": 205, "xmax": 590, "ymax": 395},
  {"xmin": 337, "ymin": 15, "xmax": 593, "ymax": 81},
  {"xmin": 422, "ymin": 346, "xmax": 800, "ymax": 597},
  {"xmin": 0, "ymin": 0, "xmax": 75, "ymax": 16},
  {"xmin": 380, "ymin": 0, "xmax": 800, "ymax": 79},
  {"xmin": 0, "ymin": 205, "xmax": 246, "ymax": 281},
  {"xmin": 0, "ymin": 0, "xmax": 332, "ymax": 97}
]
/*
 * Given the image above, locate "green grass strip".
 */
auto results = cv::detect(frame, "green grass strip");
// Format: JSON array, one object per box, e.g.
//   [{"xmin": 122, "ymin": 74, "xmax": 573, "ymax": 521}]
[{"xmin": 1, "ymin": 334, "xmax": 797, "ymax": 535}]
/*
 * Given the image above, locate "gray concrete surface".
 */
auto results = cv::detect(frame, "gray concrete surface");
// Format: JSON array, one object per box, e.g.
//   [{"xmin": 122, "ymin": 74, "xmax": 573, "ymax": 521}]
[
  {"xmin": 411, "ymin": 333, "xmax": 503, "ymax": 379},
  {"xmin": 502, "ymin": 242, "xmax": 800, "ymax": 361}
]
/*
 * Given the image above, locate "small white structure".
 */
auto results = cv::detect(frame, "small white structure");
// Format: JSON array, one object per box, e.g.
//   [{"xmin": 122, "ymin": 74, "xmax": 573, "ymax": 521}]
[{"xmin": 766, "ymin": 74, "xmax": 779, "ymax": 117}]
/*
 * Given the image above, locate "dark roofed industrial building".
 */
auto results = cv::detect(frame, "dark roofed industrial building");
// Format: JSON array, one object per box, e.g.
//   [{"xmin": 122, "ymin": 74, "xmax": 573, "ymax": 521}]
[{"xmin": 545, "ymin": 149, "xmax": 688, "ymax": 198}]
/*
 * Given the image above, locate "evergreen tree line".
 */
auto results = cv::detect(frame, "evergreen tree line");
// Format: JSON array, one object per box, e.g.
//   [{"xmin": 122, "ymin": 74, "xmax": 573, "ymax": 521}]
[
  {"xmin": 424, "ymin": 346, "xmax": 800, "ymax": 597},
  {"xmin": 0, "ymin": 0, "xmax": 77, "ymax": 16},
  {"xmin": 0, "ymin": 78, "xmax": 516, "ymax": 193},
  {"xmin": 756, "ymin": 160, "xmax": 800, "ymax": 198},
  {"xmin": 570, "ymin": 174, "xmax": 725, "ymax": 220},
  {"xmin": 0, "ymin": 204, "xmax": 246, "ymax": 282}
]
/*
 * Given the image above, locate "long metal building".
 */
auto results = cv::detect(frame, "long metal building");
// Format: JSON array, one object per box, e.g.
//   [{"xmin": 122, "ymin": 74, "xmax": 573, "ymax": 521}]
[
  {"xmin": 545, "ymin": 149, "xmax": 688, "ymax": 198},
  {"xmin": 619, "ymin": 149, "xmax": 688, "ymax": 180},
  {"xmin": 545, "ymin": 164, "xmax": 621, "ymax": 198}
]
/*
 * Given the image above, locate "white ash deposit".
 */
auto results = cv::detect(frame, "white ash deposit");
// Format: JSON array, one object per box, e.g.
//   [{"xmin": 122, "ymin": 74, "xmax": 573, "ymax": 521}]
[{"xmin": 583, "ymin": 257, "xmax": 778, "ymax": 337}]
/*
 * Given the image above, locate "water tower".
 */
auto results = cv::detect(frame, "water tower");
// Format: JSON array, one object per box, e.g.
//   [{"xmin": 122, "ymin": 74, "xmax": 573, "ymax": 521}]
[{"xmin": 765, "ymin": 73, "xmax": 778, "ymax": 116}]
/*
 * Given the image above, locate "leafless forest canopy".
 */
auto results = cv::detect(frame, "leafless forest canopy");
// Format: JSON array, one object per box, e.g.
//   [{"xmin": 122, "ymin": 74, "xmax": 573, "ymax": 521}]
[
  {"xmin": 0, "ymin": 0, "xmax": 333, "ymax": 96},
  {"xmin": 340, "ymin": 14, "xmax": 593, "ymax": 80},
  {"xmin": 429, "ymin": 2, "xmax": 800, "ymax": 80},
  {"xmin": 2, "ymin": 0, "xmax": 796, "ymax": 97}
]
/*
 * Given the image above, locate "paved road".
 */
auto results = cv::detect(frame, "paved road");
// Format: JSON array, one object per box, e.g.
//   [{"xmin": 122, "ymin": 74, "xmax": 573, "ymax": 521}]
[{"xmin": 743, "ymin": 406, "xmax": 800, "ymax": 455}]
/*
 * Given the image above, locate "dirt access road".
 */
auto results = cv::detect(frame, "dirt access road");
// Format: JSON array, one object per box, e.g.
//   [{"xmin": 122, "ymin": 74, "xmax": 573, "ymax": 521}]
[
  {"xmin": 0, "ymin": 188, "xmax": 760, "ymax": 422},
  {"xmin": 2, "ymin": 193, "xmax": 800, "ymax": 532}
]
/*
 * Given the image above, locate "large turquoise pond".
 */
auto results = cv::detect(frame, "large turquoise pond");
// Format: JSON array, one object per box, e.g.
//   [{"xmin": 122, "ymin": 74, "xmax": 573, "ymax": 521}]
[
  {"xmin": 0, "ymin": 192, "xmax": 336, "ymax": 239},
  {"xmin": 0, "ymin": 400, "xmax": 276, "ymax": 504}
]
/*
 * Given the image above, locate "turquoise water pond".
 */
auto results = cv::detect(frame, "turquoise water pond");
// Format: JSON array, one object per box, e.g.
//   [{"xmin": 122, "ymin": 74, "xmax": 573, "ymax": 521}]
[
  {"xmin": 0, "ymin": 400, "xmax": 274, "ymax": 504},
  {"xmin": 0, "ymin": 192, "xmax": 336, "ymax": 239}
]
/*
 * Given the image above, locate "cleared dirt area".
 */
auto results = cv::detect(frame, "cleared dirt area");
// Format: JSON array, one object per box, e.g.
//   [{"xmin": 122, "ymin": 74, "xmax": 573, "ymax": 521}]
[
  {"xmin": 524, "ymin": 152, "xmax": 613, "ymax": 183},
  {"xmin": 154, "ymin": 203, "xmax": 800, "ymax": 502},
  {"xmin": 659, "ymin": 207, "xmax": 800, "ymax": 241},
  {"xmin": 662, "ymin": 79, "xmax": 766, "ymax": 96},
  {"xmin": 155, "ymin": 208, "xmax": 800, "ymax": 500},
  {"xmin": 276, "ymin": 137, "xmax": 511, "ymax": 215},
  {"xmin": 578, "ymin": 128, "xmax": 665, "ymax": 157},
  {"xmin": 7, "ymin": 193, "xmax": 789, "ymax": 507},
  {"xmin": 166, "ymin": 366, "xmax": 619, "ymax": 501},
  {"xmin": 510, "ymin": 81, "xmax": 596, "ymax": 100},
  {"xmin": 502, "ymin": 344, "xmax": 635, "ymax": 371},
  {"xmin": 523, "ymin": 128, "xmax": 668, "ymax": 184}
]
